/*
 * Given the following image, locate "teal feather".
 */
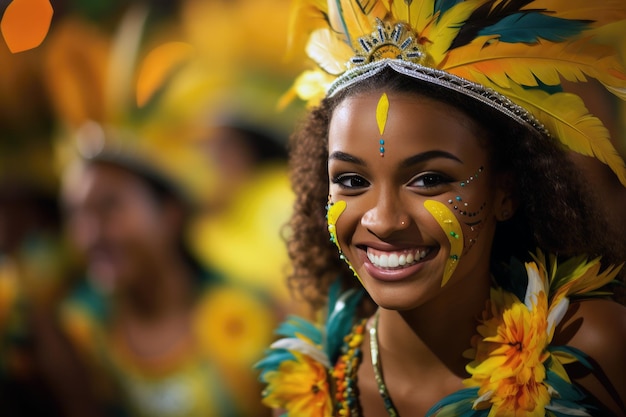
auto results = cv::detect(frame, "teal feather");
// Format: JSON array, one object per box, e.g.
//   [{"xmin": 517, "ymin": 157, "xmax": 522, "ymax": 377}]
[
  {"xmin": 547, "ymin": 399, "xmax": 594, "ymax": 417},
  {"xmin": 528, "ymin": 79, "xmax": 563, "ymax": 95},
  {"xmin": 431, "ymin": 401, "xmax": 486, "ymax": 417},
  {"xmin": 493, "ymin": 256, "xmax": 528, "ymax": 301},
  {"xmin": 545, "ymin": 369, "xmax": 586, "ymax": 401},
  {"xmin": 254, "ymin": 349, "xmax": 296, "ymax": 380},
  {"xmin": 327, "ymin": 276, "xmax": 343, "ymax": 310},
  {"xmin": 275, "ymin": 315, "xmax": 323, "ymax": 345},
  {"xmin": 548, "ymin": 345, "xmax": 593, "ymax": 369},
  {"xmin": 325, "ymin": 285, "xmax": 364, "ymax": 362},
  {"xmin": 426, "ymin": 387, "xmax": 485, "ymax": 417},
  {"xmin": 434, "ymin": 0, "xmax": 465, "ymax": 20},
  {"xmin": 478, "ymin": 12, "xmax": 590, "ymax": 43}
]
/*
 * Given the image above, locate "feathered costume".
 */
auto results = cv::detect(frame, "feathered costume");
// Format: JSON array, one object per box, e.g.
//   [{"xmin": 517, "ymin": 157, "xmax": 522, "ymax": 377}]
[
  {"xmin": 257, "ymin": 253, "xmax": 621, "ymax": 417},
  {"xmin": 257, "ymin": 0, "xmax": 626, "ymax": 416},
  {"xmin": 258, "ymin": 196, "xmax": 622, "ymax": 416}
]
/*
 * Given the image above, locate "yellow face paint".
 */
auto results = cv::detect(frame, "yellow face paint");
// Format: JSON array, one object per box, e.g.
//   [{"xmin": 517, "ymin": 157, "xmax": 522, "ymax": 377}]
[
  {"xmin": 376, "ymin": 93, "xmax": 389, "ymax": 156},
  {"xmin": 327, "ymin": 199, "xmax": 361, "ymax": 283},
  {"xmin": 424, "ymin": 200, "xmax": 464, "ymax": 287}
]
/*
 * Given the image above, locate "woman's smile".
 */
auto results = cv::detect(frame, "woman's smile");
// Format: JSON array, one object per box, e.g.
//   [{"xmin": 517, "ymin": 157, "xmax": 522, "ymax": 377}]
[
  {"xmin": 366, "ymin": 247, "xmax": 431, "ymax": 269},
  {"xmin": 358, "ymin": 243, "xmax": 439, "ymax": 282}
]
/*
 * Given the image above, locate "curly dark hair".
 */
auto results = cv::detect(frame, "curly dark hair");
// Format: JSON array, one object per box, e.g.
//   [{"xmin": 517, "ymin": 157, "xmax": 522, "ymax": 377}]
[{"xmin": 284, "ymin": 68, "xmax": 625, "ymax": 312}]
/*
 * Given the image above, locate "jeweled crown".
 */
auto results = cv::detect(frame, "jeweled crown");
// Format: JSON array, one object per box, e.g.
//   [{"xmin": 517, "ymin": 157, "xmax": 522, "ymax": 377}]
[{"xmin": 350, "ymin": 19, "xmax": 430, "ymax": 68}]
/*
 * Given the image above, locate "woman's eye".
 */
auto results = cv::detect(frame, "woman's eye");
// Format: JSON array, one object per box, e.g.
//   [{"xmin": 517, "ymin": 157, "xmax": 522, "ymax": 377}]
[
  {"xmin": 332, "ymin": 174, "xmax": 370, "ymax": 189},
  {"xmin": 411, "ymin": 173, "xmax": 452, "ymax": 188}
]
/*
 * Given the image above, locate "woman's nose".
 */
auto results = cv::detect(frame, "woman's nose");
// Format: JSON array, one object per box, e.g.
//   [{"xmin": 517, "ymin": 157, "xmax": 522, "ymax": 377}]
[{"xmin": 361, "ymin": 191, "xmax": 410, "ymax": 238}]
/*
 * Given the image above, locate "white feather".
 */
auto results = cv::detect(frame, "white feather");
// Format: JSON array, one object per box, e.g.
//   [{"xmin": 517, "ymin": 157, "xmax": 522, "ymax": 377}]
[{"xmin": 270, "ymin": 337, "xmax": 331, "ymax": 368}]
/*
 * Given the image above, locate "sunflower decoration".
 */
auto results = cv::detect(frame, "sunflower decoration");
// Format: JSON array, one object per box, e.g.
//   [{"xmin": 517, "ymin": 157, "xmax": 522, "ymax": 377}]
[
  {"xmin": 428, "ymin": 252, "xmax": 622, "ymax": 417},
  {"xmin": 193, "ymin": 286, "xmax": 277, "ymax": 369},
  {"xmin": 255, "ymin": 280, "xmax": 364, "ymax": 417},
  {"xmin": 262, "ymin": 351, "xmax": 332, "ymax": 417}
]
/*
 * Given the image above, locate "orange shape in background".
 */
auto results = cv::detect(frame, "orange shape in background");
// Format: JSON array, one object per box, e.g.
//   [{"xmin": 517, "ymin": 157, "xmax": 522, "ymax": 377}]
[{"xmin": 1, "ymin": 0, "xmax": 53, "ymax": 53}]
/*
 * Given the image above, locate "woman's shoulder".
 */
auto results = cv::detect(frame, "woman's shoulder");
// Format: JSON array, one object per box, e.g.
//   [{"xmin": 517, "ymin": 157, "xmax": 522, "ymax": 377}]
[
  {"xmin": 555, "ymin": 298, "xmax": 626, "ymax": 416},
  {"xmin": 557, "ymin": 298, "xmax": 626, "ymax": 348}
]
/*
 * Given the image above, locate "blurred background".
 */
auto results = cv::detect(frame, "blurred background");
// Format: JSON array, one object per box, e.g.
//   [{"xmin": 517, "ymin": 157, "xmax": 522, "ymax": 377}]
[
  {"xmin": 0, "ymin": 1, "xmax": 310, "ymax": 416},
  {"xmin": 1, "ymin": 1, "xmax": 625, "ymax": 417}
]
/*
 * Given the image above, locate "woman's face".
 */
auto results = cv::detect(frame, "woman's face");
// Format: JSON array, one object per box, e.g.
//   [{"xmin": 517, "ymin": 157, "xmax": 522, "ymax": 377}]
[
  {"xmin": 327, "ymin": 91, "xmax": 511, "ymax": 310},
  {"xmin": 63, "ymin": 163, "xmax": 175, "ymax": 293}
]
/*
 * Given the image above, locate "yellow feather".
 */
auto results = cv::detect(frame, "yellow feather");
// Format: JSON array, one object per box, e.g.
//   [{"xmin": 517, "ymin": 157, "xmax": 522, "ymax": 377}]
[
  {"xmin": 389, "ymin": 0, "xmax": 435, "ymax": 34},
  {"xmin": 527, "ymin": 0, "xmax": 626, "ymax": 26},
  {"xmin": 286, "ymin": 0, "xmax": 328, "ymax": 60},
  {"xmin": 551, "ymin": 350, "xmax": 579, "ymax": 367},
  {"xmin": 585, "ymin": 21, "xmax": 626, "ymax": 99},
  {"xmin": 425, "ymin": 0, "xmax": 485, "ymax": 65},
  {"xmin": 42, "ymin": 18, "xmax": 110, "ymax": 127},
  {"xmin": 327, "ymin": 0, "xmax": 389, "ymax": 45},
  {"xmin": 136, "ymin": 42, "xmax": 193, "ymax": 108},
  {"xmin": 565, "ymin": 262, "xmax": 622, "ymax": 296},
  {"xmin": 443, "ymin": 34, "xmax": 626, "ymax": 96},
  {"xmin": 539, "ymin": 252, "xmax": 623, "ymax": 303},
  {"xmin": 499, "ymin": 83, "xmax": 626, "ymax": 186},
  {"xmin": 306, "ymin": 28, "xmax": 355, "ymax": 74}
]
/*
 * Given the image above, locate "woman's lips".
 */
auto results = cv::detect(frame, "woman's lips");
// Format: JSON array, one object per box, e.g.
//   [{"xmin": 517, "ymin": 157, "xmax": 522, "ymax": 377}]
[{"xmin": 360, "ymin": 246, "xmax": 436, "ymax": 282}]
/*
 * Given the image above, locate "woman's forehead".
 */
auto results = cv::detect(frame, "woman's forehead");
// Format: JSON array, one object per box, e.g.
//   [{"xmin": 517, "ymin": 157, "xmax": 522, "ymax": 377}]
[{"xmin": 328, "ymin": 91, "xmax": 486, "ymax": 159}]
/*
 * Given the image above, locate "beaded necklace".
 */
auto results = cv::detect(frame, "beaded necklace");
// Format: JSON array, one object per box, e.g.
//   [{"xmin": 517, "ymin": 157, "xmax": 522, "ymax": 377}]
[
  {"xmin": 332, "ymin": 319, "xmax": 366, "ymax": 417},
  {"xmin": 333, "ymin": 314, "xmax": 400, "ymax": 417},
  {"xmin": 369, "ymin": 312, "xmax": 399, "ymax": 417}
]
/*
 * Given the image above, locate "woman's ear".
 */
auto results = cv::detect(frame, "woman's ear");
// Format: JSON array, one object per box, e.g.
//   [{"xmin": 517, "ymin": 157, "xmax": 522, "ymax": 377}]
[{"xmin": 494, "ymin": 172, "xmax": 519, "ymax": 221}]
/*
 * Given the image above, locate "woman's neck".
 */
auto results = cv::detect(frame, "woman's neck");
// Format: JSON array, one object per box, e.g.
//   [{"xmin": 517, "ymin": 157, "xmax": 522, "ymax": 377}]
[
  {"xmin": 113, "ymin": 255, "xmax": 197, "ymax": 358},
  {"xmin": 118, "ymin": 255, "xmax": 195, "ymax": 322},
  {"xmin": 376, "ymin": 271, "xmax": 492, "ymax": 377}
]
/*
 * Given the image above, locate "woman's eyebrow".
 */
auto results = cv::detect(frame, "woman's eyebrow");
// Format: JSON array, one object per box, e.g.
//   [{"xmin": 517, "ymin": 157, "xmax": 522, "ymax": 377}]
[
  {"xmin": 328, "ymin": 151, "xmax": 366, "ymax": 166},
  {"xmin": 400, "ymin": 150, "xmax": 463, "ymax": 168}
]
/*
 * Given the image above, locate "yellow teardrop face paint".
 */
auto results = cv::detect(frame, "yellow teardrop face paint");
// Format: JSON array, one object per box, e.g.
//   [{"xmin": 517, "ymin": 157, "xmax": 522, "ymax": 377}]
[
  {"xmin": 327, "ymin": 199, "xmax": 361, "ymax": 283},
  {"xmin": 424, "ymin": 199, "xmax": 464, "ymax": 287},
  {"xmin": 327, "ymin": 199, "xmax": 346, "ymax": 251},
  {"xmin": 376, "ymin": 93, "xmax": 389, "ymax": 156}
]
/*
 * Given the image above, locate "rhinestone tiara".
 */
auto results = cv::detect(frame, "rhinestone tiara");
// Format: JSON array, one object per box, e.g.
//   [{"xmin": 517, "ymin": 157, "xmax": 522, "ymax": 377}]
[{"xmin": 327, "ymin": 58, "xmax": 550, "ymax": 139}]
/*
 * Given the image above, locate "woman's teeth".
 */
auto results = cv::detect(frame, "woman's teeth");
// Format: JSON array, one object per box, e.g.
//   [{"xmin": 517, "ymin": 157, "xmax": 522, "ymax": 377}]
[{"xmin": 367, "ymin": 248, "xmax": 430, "ymax": 269}]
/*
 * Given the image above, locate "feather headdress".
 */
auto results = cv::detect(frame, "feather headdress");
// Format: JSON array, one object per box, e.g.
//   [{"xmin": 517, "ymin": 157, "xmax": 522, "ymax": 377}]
[{"xmin": 287, "ymin": 0, "xmax": 626, "ymax": 185}]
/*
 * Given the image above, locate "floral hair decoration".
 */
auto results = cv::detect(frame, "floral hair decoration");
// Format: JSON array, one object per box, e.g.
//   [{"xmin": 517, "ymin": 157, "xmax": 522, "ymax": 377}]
[{"xmin": 287, "ymin": 0, "xmax": 626, "ymax": 185}]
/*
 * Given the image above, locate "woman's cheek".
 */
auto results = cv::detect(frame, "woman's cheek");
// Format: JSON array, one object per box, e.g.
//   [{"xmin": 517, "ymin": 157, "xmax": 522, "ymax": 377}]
[
  {"xmin": 424, "ymin": 199, "xmax": 464, "ymax": 287},
  {"xmin": 326, "ymin": 197, "xmax": 362, "ymax": 283}
]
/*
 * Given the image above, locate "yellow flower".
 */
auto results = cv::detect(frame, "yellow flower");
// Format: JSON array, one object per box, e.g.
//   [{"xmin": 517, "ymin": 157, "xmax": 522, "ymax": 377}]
[
  {"xmin": 262, "ymin": 351, "xmax": 332, "ymax": 417},
  {"xmin": 466, "ymin": 263, "xmax": 554, "ymax": 417},
  {"xmin": 194, "ymin": 286, "xmax": 276, "ymax": 367}
]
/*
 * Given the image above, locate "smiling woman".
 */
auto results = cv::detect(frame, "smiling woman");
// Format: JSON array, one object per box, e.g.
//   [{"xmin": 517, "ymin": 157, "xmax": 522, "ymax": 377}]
[
  {"xmin": 327, "ymin": 91, "xmax": 502, "ymax": 311},
  {"xmin": 256, "ymin": 1, "xmax": 626, "ymax": 417}
]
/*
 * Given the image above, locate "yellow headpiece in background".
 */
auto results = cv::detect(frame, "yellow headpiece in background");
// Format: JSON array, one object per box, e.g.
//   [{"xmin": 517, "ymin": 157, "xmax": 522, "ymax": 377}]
[
  {"xmin": 287, "ymin": 0, "xmax": 626, "ymax": 185},
  {"xmin": 44, "ymin": 4, "xmax": 222, "ymax": 208}
]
